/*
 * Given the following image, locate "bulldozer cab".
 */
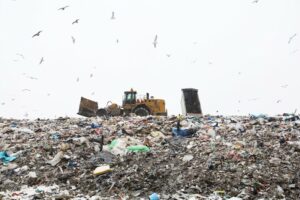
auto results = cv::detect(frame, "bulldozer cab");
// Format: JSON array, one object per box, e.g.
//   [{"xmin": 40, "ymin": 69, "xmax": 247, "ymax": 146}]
[{"xmin": 122, "ymin": 90, "xmax": 137, "ymax": 106}]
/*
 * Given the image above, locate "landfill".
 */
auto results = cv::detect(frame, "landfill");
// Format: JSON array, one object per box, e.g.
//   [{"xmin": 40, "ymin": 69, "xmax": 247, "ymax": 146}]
[{"xmin": 0, "ymin": 114, "xmax": 300, "ymax": 199}]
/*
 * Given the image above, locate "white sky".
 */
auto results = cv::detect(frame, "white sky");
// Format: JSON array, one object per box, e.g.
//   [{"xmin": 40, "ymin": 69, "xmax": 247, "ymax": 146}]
[{"xmin": 0, "ymin": 0, "xmax": 299, "ymax": 119}]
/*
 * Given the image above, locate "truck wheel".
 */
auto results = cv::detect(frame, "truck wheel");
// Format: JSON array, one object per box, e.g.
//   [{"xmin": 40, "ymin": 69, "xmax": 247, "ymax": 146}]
[
  {"xmin": 134, "ymin": 107, "xmax": 150, "ymax": 116},
  {"xmin": 96, "ymin": 109, "xmax": 107, "ymax": 117}
]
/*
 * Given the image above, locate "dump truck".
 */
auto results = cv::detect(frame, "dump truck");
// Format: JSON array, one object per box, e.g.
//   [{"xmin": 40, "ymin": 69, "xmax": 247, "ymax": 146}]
[{"xmin": 77, "ymin": 89, "xmax": 167, "ymax": 117}]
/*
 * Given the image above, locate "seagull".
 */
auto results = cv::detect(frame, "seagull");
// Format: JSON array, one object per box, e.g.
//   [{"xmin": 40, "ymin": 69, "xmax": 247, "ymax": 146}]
[
  {"xmin": 208, "ymin": 61, "xmax": 213, "ymax": 65},
  {"xmin": 71, "ymin": 36, "xmax": 75, "ymax": 44},
  {"xmin": 293, "ymin": 109, "xmax": 297, "ymax": 114},
  {"xmin": 288, "ymin": 33, "xmax": 297, "ymax": 44},
  {"xmin": 280, "ymin": 84, "xmax": 288, "ymax": 88},
  {"xmin": 39, "ymin": 57, "xmax": 44, "ymax": 65},
  {"xmin": 32, "ymin": 31, "xmax": 42, "ymax": 38},
  {"xmin": 1, "ymin": 102, "xmax": 5, "ymax": 106},
  {"xmin": 276, "ymin": 100, "xmax": 282, "ymax": 103},
  {"xmin": 91, "ymin": 92, "xmax": 95, "ymax": 96},
  {"xmin": 111, "ymin": 11, "xmax": 115, "ymax": 20},
  {"xmin": 116, "ymin": 39, "xmax": 119, "ymax": 43},
  {"xmin": 248, "ymin": 98, "xmax": 259, "ymax": 101},
  {"xmin": 166, "ymin": 54, "xmax": 171, "ymax": 57},
  {"xmin": 58, "ymin": 6, "xmax": 69, "ymax": 11},
  {"xmin": 76, "ymin": 77, "xmax": 79, "ymax": 82},
  {"xmin": 90, "ymin": 73, "xmax": 93, "ymax": 78},
  {"xmin": 72, "ymin": 19, "xmax": 79, "ymax": 25},
  {"xmin": 22, "ymin": 89, "xmax": 31, "ymax": 92},
  {"xmin": 290, "ymin": 49, "xmax": 299, "ymax": 55},
  {"xmin": 24, "ymin": 112, "xmax": 29, "ymax": 117},
  {"xmin": 11, "ymin": 98, "xmax": 15, "ymax": 101},
  {"xmin": 252, "ymin": 0, "xmax": 259, "ymax": 3},
  {"xmin": 28, "ymin": 76, "xmax": 38, "ymax": 80},
  {"xmin": 153, "ymin": 35, "xmax": 158, "ymax": 48},
  {"xmin": 16, "ymin": 53, "xmax": 25, "ymax": 59},
  {"xmin": 47, "ymin": 93, "xmax": 51, "ymax": 96}
]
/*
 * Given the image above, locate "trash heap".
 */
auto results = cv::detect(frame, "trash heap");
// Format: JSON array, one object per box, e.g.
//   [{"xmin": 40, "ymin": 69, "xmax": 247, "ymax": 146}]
[{"xmin": 0, "ymin": 114, "xmax": 300, "ymax": 199}]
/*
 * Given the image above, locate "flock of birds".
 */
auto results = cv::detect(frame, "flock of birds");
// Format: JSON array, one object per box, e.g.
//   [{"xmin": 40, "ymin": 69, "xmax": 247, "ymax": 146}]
[{"xmin": 2, "ymin": 2, "xmax": 299, "ymax": 117}]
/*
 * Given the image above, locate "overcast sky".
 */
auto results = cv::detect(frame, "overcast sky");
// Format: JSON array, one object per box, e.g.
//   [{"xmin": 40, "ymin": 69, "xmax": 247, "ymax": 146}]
[{"xmin": 0, "ymin": 0, "xmax": 299, "ymax": 119}]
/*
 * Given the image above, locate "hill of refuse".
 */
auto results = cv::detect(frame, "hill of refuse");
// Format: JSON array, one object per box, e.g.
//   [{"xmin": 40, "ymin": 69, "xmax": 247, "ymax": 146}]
[{"xmin": 0, "ymin": 114, "xmax": 300, "ymax": 199}]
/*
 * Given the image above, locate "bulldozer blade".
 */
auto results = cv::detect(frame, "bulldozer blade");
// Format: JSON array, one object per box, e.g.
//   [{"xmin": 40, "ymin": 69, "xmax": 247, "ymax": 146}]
[{"xmin": 77, "ymin": 97, "xmax": 98, "ymax": 117}]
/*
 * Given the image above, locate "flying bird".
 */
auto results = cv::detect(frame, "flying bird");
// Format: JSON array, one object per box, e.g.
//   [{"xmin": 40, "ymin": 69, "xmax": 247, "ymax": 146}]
[
  {"xmin": 47, "ymin": 93, "xmax": 51, "ymax": 96},
  {"xmin": 16, "ymin": 53, "xmax": 25, "ymax": 59},
  {"xmin": 153, "ymin": 35, "xmax": 158, "ymax": 48},
  {"xmin": 28, "ymin": 76, "xmax": 38, "ymax": 80},
  {"xmin": 111, "ymin": 11, "xmax": 115, "ymax": 20},
  {"xmin": 248, "ymin": 98, "xmax": 259, "ymax": 101},
  {"xmin": 276, "ymin": 100, "xmax": 282, "ymax": 103},
  {"xmin": 58, "ymin": 6, "xmax": 69, "ymax": 11},
  {"xmin": 71, "ymin": 36, "xmax": 75, "ymax": 44},
  {"xmin": 11, "ymin": 98, "xmax": 15, "ymax": 101},
  {"xmin": 76, "ymin": 77, "xmax": 79, "ymax": 82},
  {"xmin": 90, "ymin": 73, "xmax": 93, "ymax": 78},
  {"xmin": 290, "ymin": 49, "xmax": 299, "ymax": 55},
  {"xmin": 32, "ymin": 31, "xmax": 42, "ymax": 38},
  {"xmin": 72, "ymin": 19, "xmax": 79, "ymax": 25},
  {"xmin": 288, "ymin": 33, "xmax": 297, "ymax": 44},
  {"xmin": 22, "ymin": 89, "xmax": 31, "ymax": 92},
  {"xmin": 166, "ymin": 54, "xmax": 171, "ymax": 57},
  {"xmin": 39, "ymin": 57, "xmax": 44, "ymax": 65},
  {"xmin": 280, "ymin": 84, "xmax": 288, "ymax": 88},
  {"xmin": 116, "ymin": 39, "xmax": 119, "ymax": 43},
  {"xmin": 1, "ymin": 102, "xmax": 5, "ymax": 106},
  {"xmin": 252, "ymin": 0, "xmax": 259, "ymax": 3},
  {"xmin": 91, "ymin": 92, "xmax": 95, "ymax": 96}
]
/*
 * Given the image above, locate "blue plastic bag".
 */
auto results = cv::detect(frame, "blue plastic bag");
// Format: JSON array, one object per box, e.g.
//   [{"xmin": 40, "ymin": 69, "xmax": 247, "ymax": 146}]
[
  {"xmin": 149, "ymin": 193, "xmax": 160, "ymax": 200},
  {"xmin": 0, "ymin": 151, "xmax": 16, "ymax": 164},
  {"xmin": 172, "ymin": 127, "xmax": 193, "ymax": 137}
]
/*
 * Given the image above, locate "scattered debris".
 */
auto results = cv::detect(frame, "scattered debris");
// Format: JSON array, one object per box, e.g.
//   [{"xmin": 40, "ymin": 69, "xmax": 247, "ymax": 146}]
[{"xmin": 0, "ymin": 114, "xmax": 299, "ymax": 199}]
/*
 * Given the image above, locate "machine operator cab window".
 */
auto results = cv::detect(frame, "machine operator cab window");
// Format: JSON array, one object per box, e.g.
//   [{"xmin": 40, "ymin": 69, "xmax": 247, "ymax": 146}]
[{"xmin": 123, "ymin": 91, "xmax": 136, "ymax": 105}]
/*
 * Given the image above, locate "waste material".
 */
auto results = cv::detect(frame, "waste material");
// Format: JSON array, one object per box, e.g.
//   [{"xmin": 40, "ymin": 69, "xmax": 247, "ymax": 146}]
[
  {"xmin": 0, "ymin": 151, "xmax": 16, "ymax": 164},
  {"xmin": 93, "ymin": 165, "xmax": 112, "ymax": 175},
  {"xmin": 0, "ymin": 114, "xmax": 300, "ymax": 199},
  {"xmin": 127, "ymin": 145, "xmax": 150, "ymax": 153},
  {"xmin": 172, "ymin": 127, "xmax": 194, "ymax": 137},
  {"xmin": 149, "ymin": 192, "xmax": 160, "ymax": 200},
  {"xmin": 47, "ymin": 151, "xmax": 64, "ymax": 166},
  {"xmin": 91, "ymin": 122, "xmax": 101, "ymax": 129}
]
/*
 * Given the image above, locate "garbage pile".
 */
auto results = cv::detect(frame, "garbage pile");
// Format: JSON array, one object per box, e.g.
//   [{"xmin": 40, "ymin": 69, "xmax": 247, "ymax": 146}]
[{"xmin": 0, "ymin": 114, "xmax": 300, "ymax": 199}]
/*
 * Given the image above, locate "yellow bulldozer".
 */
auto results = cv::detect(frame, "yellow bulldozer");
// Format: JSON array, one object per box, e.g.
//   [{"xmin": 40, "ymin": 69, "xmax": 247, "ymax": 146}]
[{"xmin": 77, "ymin": 89, "xmax": 167, "ymax": 117}]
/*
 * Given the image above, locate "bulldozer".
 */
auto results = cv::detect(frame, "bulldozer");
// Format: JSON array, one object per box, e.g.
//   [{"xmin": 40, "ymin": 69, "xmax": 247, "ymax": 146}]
[{"xmin": 77, "ymin": 89, "xmax": 167, "ymax": 117}]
